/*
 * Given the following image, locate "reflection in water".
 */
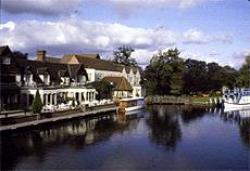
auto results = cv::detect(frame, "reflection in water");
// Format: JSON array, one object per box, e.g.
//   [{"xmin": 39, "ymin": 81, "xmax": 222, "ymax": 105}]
[
  {"xmin": 1, "ymin": 114, "xmax": 134, "ymax": 170},
  {"xmin": 181, "ymin": 107, "xmax": 208, "ymax": 123},
  {"xmin": 221, "ymin": 109, "xmax": 250, "ymax": 148},
  {"xmin": 1, "ymin": 106, "xmax": 250, "ymax": 170},
  {"xmin": 146, "ymin": 105, "xmax": 182, "ymax": 150}
]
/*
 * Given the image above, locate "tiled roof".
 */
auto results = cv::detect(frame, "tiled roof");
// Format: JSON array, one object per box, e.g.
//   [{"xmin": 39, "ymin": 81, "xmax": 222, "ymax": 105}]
[
  {"xmin": 62, "ymin": 54, "xmax": 120, "ymax": 72},
  {"xmin": 45, "ymin": 57, "xmax": 61, "ymax": 63},
  {"xmin": 14, "ymin": 57, "xmax": 88, "ymax": 84},
  {"xmin": 61, "ymin": 54, "xmax": 141, "ymax": 74},
  {"xmin": 67, "ymin": 64, "xmax": 89, "ymax": 80},
  {"xmin": 0, "ymin": 46, "xmax": 10, "ymax": 56},
  {"xmin": 102, "ymin": 76, "xmax": 133, "ymax": 91}
]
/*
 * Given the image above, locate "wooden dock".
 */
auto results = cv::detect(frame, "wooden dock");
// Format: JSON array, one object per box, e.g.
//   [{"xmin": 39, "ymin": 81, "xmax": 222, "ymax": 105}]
[{"xmin": 0, "ymin": 107, "xmax": 117, "ymax": 132}]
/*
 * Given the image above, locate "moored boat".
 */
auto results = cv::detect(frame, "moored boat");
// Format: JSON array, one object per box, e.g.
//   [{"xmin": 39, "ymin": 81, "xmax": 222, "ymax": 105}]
[
  {"xmin": 223, "ymin": 88, "xmax": 250, "ymax": 111},
  {"xmin": 117, "ymin": 97, "xmax": 144, "ymax": 115}
]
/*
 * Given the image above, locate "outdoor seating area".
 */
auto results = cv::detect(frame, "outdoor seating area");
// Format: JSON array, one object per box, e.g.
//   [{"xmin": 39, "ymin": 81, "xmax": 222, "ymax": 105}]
[
  {"xmin": 88, "ymin": 99, "xmax": 113, "ymax": 107},
  {"xmin": 41, "ymin": 99, "xmax": 114, "ymax": 113}
]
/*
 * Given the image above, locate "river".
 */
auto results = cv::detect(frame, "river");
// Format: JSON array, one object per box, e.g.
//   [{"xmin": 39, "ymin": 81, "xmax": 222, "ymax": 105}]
[{"xmin": 1, "ymin": 105, "xmax": 249, "ymax": 170}]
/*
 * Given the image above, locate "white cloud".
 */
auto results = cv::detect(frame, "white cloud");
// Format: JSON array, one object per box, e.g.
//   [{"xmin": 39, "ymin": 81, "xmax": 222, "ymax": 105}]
[
  {"xmin": 231, "ymin": 49, "xmax": 250, "ymax": 68},
  {"xmin": 0, "ymin": 19, "xmax": 234, "ymax": 67},
  {"xmin": 0, "ymin": 19, "xmax": 178, "ymax": 54},
  {"xmin": 183, "ymin": 29, "xmax": 232, "ymax": 44},
  {"xmin": 2, "ymin": 0, "xmax": 82, "ymax": 15}
]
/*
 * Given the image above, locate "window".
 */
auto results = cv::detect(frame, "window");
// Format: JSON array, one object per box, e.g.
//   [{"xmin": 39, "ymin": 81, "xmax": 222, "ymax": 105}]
[
  {"xmin": 88, "ymin": 73, "xmax": 92, "ymax": 81},
  {"xmin": 15, "ymin": 75, "xmax": 21, "ymax": 83},
  {"xmin": 65, "ymin": 77, "xmax": 70, "ymax": 85},
  {"xmin": 26, "ymin": 74, "xmax": 32, "ymax": 85},
  {"xmin": 2, "ymin": 57, "xmax": 11, "ymax": 65},
  {"xmin": 78, "ymin": 75, "xmax": 86, "ymax": 84},
  {"xmin": 44, "ymin": 75, "xmax": 50, "ymax": 85}
]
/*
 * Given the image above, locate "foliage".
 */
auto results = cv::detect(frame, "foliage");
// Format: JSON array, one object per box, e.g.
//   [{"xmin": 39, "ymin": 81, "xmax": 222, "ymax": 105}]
[
  {"xmin": 144, "ymin": 48, "xmax": 240, "ymax": 95},
  {"xmin": 144, "ymin": 48, "xmax": 185, "ymax": 95},
  {"xmin": 88, "ymin": 80, "xmax": 114, "ymax": 100},
  {"xmin": 32, "ymin": 90, "xmax": 43, "ymax": 114},
  {"xmin": 112, "ymin": 45, "xmax": 138, "ymax": 66},
  {"xmin": 237, "ymin": 55, "xmax": 250, "ymax": 88}
]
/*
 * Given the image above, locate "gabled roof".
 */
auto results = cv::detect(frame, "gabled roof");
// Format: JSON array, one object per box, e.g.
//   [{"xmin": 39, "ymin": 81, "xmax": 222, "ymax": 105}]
[
  {"xmin": 45, "ymin": 57, "xmax": 61, "ymax": 63},
  {"xmin": 14, "ymin": 57, "xmax": 88, "ymax": 84},
  {"xmin": 0, "ymin": 45, "xmax": 21, "ymax": 75},
  {"xmin": 68, "ymin": 64, "xmax": 89, "ymax": 80},
  {"xmin": 0, "ymin": 45, "xmax": 12, "ymax": 56},
  {"xmin": 37, "ymin": 67, "xmax": 49, "ymax": 75},
  {"xmin": 102, "ymin": 76, "xmax": 133, "ymax": 91},
  {"xmin": 61, "ymin": 54, "xmax": 120, "ymax": 72}
]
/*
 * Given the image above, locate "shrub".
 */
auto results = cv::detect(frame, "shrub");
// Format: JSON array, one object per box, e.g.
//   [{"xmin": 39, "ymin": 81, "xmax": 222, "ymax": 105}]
[{"xmin": 32, "ymin": 90, "xmax": 43, "ymax": 114}]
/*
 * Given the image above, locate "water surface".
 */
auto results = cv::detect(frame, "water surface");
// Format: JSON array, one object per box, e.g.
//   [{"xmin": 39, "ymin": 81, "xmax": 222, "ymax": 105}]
[{"xmin": 1, "ymin": 106, "xmax": 249, "ymax": 170}]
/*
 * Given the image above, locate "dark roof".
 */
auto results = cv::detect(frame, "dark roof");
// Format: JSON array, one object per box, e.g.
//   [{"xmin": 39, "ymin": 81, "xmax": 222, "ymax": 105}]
[
  {"xmin": 0, "ymin": 45, "xmax": 11, "ymax": 56},
  {"xmin": 61, "ymin": 54, "xmax": 141, "ymax": 74},
  {"xmin": 102, "ymin": 76, "xmax": 133, "ymax": 91},
  {"xmin": 1, "ymin": 64, "xmax": 21, "ymax": 75},
  {"xmin": 68, "ymin": 64, "xmax": 89, "ymax": 80},
  {"xmin": 37, "ymin": 67, "xmax": 49, "ymax": 74},
  {"xmin": 45, "ymin": 57, "xmax": 61, "ymax": 63},
  {"xmin": 14, "ymin": 57, "xmax": 88, "ymax": 84},
  {"xmin": 61, "ymin": 54, "xmax": 120, "ymax": 72},
  {"xmin": 0, "ymin": 45, "xmax": 21, "ymax": 75},
  {"xmin": 77, "ymin": 53, "xmax": 100, "ymax": 59}
]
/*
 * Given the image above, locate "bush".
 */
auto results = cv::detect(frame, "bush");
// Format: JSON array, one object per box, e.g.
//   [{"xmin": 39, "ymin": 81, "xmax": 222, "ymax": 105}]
[{"xmin": 32, "ymin": 90, "xmax": 43, "ymax": 114}]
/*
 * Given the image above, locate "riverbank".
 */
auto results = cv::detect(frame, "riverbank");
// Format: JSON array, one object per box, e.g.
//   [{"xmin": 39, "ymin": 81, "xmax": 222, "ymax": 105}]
[
  {"xmin": 145, "ymin": 95, "xmax": 222, "ymax": 106},
  {"xmin": 0, "ymin": 104, "xmax": 117, "ymax": 132}
]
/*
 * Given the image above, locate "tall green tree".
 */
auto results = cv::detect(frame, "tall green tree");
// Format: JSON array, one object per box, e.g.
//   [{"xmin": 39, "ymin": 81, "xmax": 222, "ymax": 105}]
[
  {"xmin": 32, "ymin": 90, "xmax": 43, "ymax": 114},
  {"xmin": 238, "ymin": 55, "xmax": 250, "ymax": 88},
  {"xmin": 144, "ymin": 48, "xmax": 185, "ymax": 95},
  {"xmin": 183, "ymin": 59, "xmax": 208, "ymax": 94},
  {"xmin": 113, "ymin": 45, "xmax": 138, "ymax": 66}
]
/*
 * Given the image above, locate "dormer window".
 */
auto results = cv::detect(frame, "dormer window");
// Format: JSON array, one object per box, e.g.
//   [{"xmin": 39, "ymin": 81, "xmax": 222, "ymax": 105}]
[
  {"xmin": 65, "ymin": 77, "xmax": 70, "ymax": 85},
  {"xmin": 78, "ymin": 75, "xmax": 86, "ymax": 84},
  {"xmin": 15, "ymin": 74, "xmax": 21, "ymax": 83},
  {"xmin": 44, "ymin": 74, "xmax": 50, "ymax": 85},
  {"xmin": 2, "ymin": 57, "xmax": 11, "ymax": 65},
  {"xmin": 25, "ymin": 74, "xmax": 33, "ymax": 85}
]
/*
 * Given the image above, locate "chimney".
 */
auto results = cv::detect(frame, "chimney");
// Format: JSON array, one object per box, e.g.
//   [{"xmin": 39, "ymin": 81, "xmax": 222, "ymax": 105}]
[{"xmin": 37, "ymin": 50, "xmax": 46, "ymax": 61}]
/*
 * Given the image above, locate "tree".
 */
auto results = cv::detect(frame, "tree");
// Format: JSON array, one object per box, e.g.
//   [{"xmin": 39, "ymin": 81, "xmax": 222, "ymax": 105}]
[
  {"xmin": 32, "ymin": 90, "xmax": 43, "ymax": 114},
  {"xmin": 112, "ymin": 45, "xmax": 138, "ymax": 66},
  {"xmin": 237, "ymin": 55, "xmax": 250, "ymax": 88},
  {"xmin": 183, "ymin": 59, "xmax": 208, "ymax": 94},
  {"xmin": 144, "ymin": 48, "xmax": 185, "ymax": 95},
  {"xmin": 88, "ymin": 81, "xmax": 114, "ymax": 100}
]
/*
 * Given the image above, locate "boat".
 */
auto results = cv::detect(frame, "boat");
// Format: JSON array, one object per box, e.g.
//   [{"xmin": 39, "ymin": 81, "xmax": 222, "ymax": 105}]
[
  {"xmin": 223, "ymin": 109, "xmax": 250, "ymax": 119},
  {"xmin": 117, "ymin": 97, "xmax": 144, "ymax": 115},
  {"xmin": 223, "ymin": 88, "xmax": 250, "ymax": 111}
]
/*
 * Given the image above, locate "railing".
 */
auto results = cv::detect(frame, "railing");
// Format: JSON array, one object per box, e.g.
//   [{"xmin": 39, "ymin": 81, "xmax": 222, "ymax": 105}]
[{"xmin": 1, "ymin": 82, "xmax": 87, "ymax": 90}]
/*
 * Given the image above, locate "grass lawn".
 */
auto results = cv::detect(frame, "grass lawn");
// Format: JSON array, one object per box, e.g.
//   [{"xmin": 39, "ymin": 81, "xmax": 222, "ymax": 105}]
[{"xmin": 190, "ymin": 96, "xmax": 210, "ymax": 105}]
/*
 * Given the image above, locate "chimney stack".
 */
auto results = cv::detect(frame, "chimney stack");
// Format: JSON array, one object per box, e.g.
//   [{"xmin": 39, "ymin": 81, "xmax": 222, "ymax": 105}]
[{"xmin": 37, "ymin": 50, "xmax": 46, "ymax": 61}]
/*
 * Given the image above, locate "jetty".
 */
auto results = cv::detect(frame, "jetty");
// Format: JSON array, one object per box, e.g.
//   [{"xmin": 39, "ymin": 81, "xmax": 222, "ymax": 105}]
[
  {"xmin": 145, "ymin": 95, "xmax": 223, "ymax": 106},
  {"xmin": 0, "ymin": 107, "xmax": 117, "ymax": 132}
]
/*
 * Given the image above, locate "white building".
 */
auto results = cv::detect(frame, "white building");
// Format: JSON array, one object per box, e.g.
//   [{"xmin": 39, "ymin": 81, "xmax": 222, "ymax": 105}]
[
  {"xmin": 0, "ymin": 46, "xmax": 143, "ymax": 110},
  {"xmin": 60, "ymin": 54, "xmax": 142, "ymax": 98},
  {"xmin": 0, "ymin": 47, "xmax": 95, "ymax": 110}
]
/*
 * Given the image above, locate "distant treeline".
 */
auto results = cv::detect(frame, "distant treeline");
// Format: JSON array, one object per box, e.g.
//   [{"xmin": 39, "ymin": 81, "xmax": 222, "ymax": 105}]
[{"xmin": 142, "ymin": 48, "xmax": 250, "ymax": 96}]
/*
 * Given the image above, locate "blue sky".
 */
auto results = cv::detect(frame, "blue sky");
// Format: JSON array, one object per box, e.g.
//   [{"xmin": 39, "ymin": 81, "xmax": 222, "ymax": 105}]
[{"xmin": 1, "ymin": 0, "xmax": 250, "ymax": 68}]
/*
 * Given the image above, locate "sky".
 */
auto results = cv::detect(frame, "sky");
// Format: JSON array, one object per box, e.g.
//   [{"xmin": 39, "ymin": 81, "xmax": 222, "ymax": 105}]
[{"xmin": 0, "ymin": 0, "xmax": 250, "ymax": 68}]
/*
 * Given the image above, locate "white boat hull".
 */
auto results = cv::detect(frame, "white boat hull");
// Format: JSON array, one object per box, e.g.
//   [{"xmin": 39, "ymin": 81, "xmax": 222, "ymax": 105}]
[
  {"xmin": 125, "ymin": 105, "xmax": 144, "ymax": 115},
  {"xmin": 224, "ymin": 102, "xmax": 250, "ymax": 112}
]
